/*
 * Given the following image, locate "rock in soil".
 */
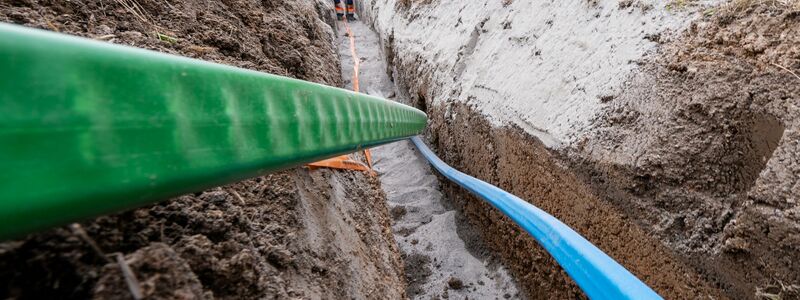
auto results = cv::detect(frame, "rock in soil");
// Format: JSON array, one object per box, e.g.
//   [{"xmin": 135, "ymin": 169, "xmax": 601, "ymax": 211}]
[{"xmin": 447, "ymin": 277, "xmax": 464, "ymax": 290}]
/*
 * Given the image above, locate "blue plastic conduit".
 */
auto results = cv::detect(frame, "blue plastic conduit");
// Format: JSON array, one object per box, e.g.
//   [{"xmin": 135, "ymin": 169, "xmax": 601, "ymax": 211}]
[{"xmin": 410, "ymin": 136, "xmax": 662, "ymax": 300}]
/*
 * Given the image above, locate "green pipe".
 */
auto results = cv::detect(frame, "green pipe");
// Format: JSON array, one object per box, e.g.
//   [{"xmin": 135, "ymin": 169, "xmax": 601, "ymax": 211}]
[{"xmin": 0, "ymin": 23, "xmax": 427, "ymax": 240}]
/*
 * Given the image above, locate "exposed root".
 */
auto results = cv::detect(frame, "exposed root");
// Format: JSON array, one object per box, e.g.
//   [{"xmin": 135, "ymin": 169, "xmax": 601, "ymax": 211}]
[
  {"xmin": 70, "ymin": 224, "xmax": 145, "ymax": 300},
  {"xmin": 114, "ymin": 0, "xmax": 151, "ymax": 25},
  {"xmin": 94, "ymin": 34, "xmax": 116, "ymax": 41},
  {"xmin": 771, "ymin": 62, "xmax": 800, "ymax": 82},
  {"xmin": 69, "ymin": 223, "xmax": 111, "ymax": 263},
  {"xmin": 755, "ymin": 281, "xmax": 800, "ymax": 299},
  {"xmin": 112, "ymin": 253, "xmax": 144, "ymax": 300},
  {"xmin": 723, "ymin": 0, "xmax": 800, "ymax": 13},
  {"xmin": 114, "ymin": 0, "xmax": 176, "ymax": 41},
  {"xmin": 229, "ymin": 189, "xmax": 246, "ymax": 205}
]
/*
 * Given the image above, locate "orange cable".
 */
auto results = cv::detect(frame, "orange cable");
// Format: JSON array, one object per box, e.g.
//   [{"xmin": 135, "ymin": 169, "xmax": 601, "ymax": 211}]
[
  {"xmin": 307, "ymin": 13, "xmax": 373, "ymax": 171},
  {"xmin": 343, "ymin": 15, "xmax": 373, "ymax": 168}
]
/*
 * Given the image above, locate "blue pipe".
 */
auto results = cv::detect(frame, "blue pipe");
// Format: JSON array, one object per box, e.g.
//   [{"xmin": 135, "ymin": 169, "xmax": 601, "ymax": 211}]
[{"xmin": 410, "ymin": 136, "xmax": 661, "ymax": 300}]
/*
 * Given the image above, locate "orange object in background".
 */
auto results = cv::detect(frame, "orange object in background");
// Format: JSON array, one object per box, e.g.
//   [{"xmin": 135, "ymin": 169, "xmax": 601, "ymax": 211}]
[
  {"xmin": 307, "ymin": 155, "xmax": 371, "ymax": 172},
  {"xmin": 307, "ymin": 14, "xmax": 374, "ymax": 173}
]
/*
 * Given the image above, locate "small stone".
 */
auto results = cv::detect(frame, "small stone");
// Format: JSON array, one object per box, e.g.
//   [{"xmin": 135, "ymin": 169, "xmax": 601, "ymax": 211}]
[
  {"xmin": 118, "ymin": 31, "xmax": 143, "ymax": 40},
  {"xmin": 447, "ymin": 277, "xmax": 464, "ymax": 290},
  {"xmin": 267, "ymin": 248, "xmax": 293, "ymax": 268},
  {"xmin": 95, "ymin": 24, "xmax": 113, "ymax": 35},
  {"xmin": 390, "ymin": 205, "xmax": 407, "ymax": 219}
]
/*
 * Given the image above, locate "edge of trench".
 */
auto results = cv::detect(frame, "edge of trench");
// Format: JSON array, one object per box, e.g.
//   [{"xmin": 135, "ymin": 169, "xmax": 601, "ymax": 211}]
[
  {"xmin": 333, "ymin": 15, "xmax": 523, "ymax": 298},
  {"xmin": 351, "ymin": 6, "xmax": 727, "ymax": 300}
]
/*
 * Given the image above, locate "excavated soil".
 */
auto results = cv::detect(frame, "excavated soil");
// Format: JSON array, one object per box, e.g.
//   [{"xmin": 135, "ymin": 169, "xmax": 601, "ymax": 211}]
[
  {"xmin": 1, "ymin": 170, "xmax": 405, "ymax": 299},
  {"xmin": 422, "ymin": 102, "xmax": 722, "ymax": 299},
  {"xmin": 581, "ymin": 4, "xmax": 800, "ymax": 298},
  {"xmin": 0, "ymin": 0, "xmax": 339, "ymax": 81},
  {"xmin": 381, "ymin": 1, "xmax": 799, "ymax": 299},
  {"xmin": 0, "ymin": 1, "xmax": 405, "ymax": 299},
  {"xmin": 372, "ymin": 3, "xmax": 725, "ymax": 296}
]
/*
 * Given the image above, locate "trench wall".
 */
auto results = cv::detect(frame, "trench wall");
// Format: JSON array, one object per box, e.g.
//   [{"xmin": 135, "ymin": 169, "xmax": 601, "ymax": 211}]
[
  {"xmin": 359, "ymin": 0, "xmax": 800, "ymax": 298},
  {"xmin": 0, "ymin": 1, "xmax": 407, "ymax": 298}
]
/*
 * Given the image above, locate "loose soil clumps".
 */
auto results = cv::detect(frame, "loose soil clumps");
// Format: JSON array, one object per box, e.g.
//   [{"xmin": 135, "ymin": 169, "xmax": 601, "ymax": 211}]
[
  {"xmin": 1, "ymin": 0, "xmax": 339, "ymax": 82},
  {"xmin": 0, "ymin": 0, "xmax": 406, "ymax": 299}
]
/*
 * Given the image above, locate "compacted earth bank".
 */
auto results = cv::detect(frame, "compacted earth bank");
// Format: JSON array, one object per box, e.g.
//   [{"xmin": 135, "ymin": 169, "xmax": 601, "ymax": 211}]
[
  {"xmin": 359, "ymin": 0, "xmax": 800, "ymax": 299},
  {"xmin": 0, "ymin": 1, "xmax": 406, "ymax": 298}
]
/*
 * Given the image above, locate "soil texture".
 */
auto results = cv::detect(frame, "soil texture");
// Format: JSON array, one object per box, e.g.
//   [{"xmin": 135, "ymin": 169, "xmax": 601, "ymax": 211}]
[
  {"xmin": 362, "ymin": 0, "xmax": 800, "ymax": 298},
  {"xmin": 1, "ymin": 0, "xmax": 339, "ymax": 83},
  {"xmin": 339, "ymin": 16, "xmax": 520, "ymax": 299},
  {"xmin": 422, "ymin": 102, "xmax": 723, "ymax": 299},
  {"xmin": 0, "ymin": 1, "xmax": 406, "ymax": 299},
  {"xmin": 582, "ymin": 3, "xmax": 800, "ymax": 298}
]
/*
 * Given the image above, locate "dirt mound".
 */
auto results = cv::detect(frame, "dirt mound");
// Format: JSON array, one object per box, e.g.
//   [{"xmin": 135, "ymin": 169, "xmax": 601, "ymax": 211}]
[
  {"xmin": 1, "ymin": 170, "xmax": 405, "ymax": 299},
  {"xmin": 0, "ymin": 1, "xmax": 405, "ymax": 299},
  {"xmin": 1, "ymin": 0, "xmax": 339, "ymax": 84}
]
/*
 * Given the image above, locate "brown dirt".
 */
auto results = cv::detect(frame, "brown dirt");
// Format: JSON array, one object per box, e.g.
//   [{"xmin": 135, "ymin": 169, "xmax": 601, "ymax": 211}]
[
  {"xmin": 395, "ymin": 0, "xmax": 435, "ymax": 10},
  {"xmin": 382, "ymin": 1, "xmax": 800, "ymax": 299},
  {"xmin": 419, "ymin": 102, "xmax": 723, "ymax": 299},
  {"xmin": 402, "ymin": 252, "xmax": 432, "ymax": 298},
  {"xmin": 0, "ymin": 0, "xmax": 341, "ymax": 83},
  {"xmin": 581, "ymin": 3, "xmax": 800, "ymax": 298},
  {"xmin": 1, "ymin": 170, "xmax": 406, "ymax": 299},
  {"xmin": 378, "ymin": 7, "xmax": 726, "ymax": 295},
  {"xmin": 0, "ymin": 0, "xmax": 406, "ymax": 299}
]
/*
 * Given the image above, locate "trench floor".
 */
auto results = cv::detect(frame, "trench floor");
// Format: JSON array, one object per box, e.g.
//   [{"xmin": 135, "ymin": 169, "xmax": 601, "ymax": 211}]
[{"xmin": 335, "ymin": 18, "xmax": 520, "ymax": 299}]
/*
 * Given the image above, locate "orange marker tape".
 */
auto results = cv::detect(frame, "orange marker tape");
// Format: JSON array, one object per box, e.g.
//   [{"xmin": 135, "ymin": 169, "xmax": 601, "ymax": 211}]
[{"xmin": 307, "ymin": 14, "xmax": 373, "ymax": 172}]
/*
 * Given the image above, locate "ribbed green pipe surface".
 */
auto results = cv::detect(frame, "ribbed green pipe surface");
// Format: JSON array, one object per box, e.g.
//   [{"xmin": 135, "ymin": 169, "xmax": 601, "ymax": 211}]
[{"xmin": 0, "ymin": 23, "xmax": 427, "ymax": 239}]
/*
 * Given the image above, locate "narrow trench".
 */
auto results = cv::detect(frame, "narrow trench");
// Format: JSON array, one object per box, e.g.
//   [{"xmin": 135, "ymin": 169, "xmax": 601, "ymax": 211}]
[{"xmin": 334, "ymin": 19, "xmax": 520, "ymax": 298}]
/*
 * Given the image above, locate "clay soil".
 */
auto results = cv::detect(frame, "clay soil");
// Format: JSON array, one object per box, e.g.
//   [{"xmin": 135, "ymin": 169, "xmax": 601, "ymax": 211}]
[
  {"xmin": 582, "ymin": 4, "xmax": 800, "ymax": 299},
  {"xmin": 384, "ymin": 2, "xmax": 799, "ymax": 299},
  {"xmin": 420, "ymin": 102, "xmax": 722, "ymax": 299},
  {"xmin": 0, "ymin": 0, "xmax": 405, "ymax": 299}
]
